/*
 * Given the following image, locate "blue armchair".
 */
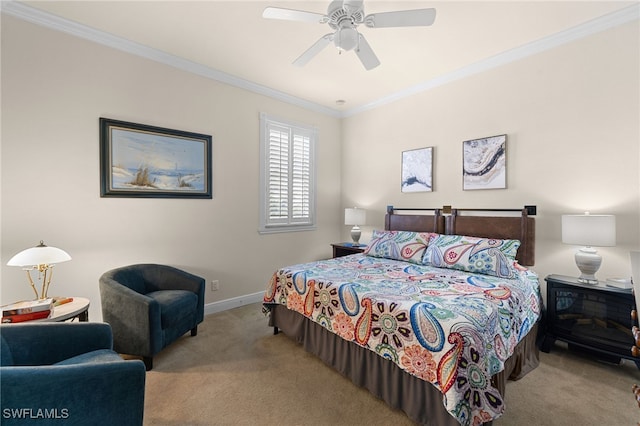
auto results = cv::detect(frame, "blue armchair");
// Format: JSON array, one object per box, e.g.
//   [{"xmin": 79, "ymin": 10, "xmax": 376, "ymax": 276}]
[
  {"xmin": 99, "ymin": 264, "xmax": 205, "ymax": 370},
  {"xmin": 0, "ymin": 322, "xmax": 145, "ymax": 426}
]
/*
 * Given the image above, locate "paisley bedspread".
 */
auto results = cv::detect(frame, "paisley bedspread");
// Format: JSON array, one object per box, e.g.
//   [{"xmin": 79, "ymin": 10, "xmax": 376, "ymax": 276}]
[{"xmin": 263, "ymin": 253, "xmax": 541, "ymax": 425}]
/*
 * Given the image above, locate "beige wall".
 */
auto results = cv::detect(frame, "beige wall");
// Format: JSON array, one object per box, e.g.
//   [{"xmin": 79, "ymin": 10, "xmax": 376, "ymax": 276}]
[
  {"xmin": 342, "ymin": 20, "xmax": 640, "ymax": 291},
  {"xmin": 2, "ymin": 15, "xmax": 639, "ymax": 318},
  {"xmin": 0, "ymin": 16, "xmax": 342, "ymax": 319}
]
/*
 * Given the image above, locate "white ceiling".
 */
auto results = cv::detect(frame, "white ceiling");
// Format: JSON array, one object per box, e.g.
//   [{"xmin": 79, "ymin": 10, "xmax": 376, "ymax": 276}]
[{"xmin": 11, "ymin": 1, "xmax": 639, "ymax": 116}]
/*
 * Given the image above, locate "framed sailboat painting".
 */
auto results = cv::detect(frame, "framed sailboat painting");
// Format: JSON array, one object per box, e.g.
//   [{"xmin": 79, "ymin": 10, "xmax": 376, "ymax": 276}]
[{"xmin": 100, "ymin": 118, "xmax": 212, "ymax": 198}]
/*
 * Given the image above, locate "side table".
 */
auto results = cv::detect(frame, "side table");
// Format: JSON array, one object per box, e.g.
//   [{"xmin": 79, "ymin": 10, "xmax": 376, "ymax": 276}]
[
  {"xmin": 39, "ymin": 297, "xmax": 90, "ymax": 322},
  {"xmin": 331, "ymin": 243, "xmax": 366, "ymax": 258}
]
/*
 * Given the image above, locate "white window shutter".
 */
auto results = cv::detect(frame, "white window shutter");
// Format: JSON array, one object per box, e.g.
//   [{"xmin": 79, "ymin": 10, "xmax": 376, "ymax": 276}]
[{"xmin": 260, "ymin": 113, "xmax": 316, "ymax": 233}]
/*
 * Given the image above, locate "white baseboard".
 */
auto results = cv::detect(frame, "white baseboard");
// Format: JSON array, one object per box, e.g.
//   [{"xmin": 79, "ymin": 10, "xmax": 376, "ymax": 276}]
[{"xmin": 203, "ymin": 291, "xmax": 264, "ymax": 316}]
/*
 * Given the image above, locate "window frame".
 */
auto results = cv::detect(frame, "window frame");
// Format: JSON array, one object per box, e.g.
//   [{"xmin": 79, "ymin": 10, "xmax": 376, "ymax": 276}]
[{"xmin": 259, "ymin": 113, "xmax": 317, "ymax": 234}]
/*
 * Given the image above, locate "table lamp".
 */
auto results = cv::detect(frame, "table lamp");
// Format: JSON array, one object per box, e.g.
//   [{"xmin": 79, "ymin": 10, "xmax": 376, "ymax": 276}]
[
  {"xmin": 345, "ymin": 207, "xmax": 366, "ymax": 245},
  {"xmin": 561, "ymin": 213, "xmax": 616, "ymax": 284},
  {"xmin": 7, "ymin": 241, "xmax": 71, "ymax": 299}
]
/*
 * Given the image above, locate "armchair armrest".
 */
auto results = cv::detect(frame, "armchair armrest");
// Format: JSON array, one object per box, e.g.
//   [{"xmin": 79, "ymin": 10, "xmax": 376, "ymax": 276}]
[
  {"xmin": 99, "ymin": 278, "xmax": 162, "ymax": 356},
  {"xmin": 1, "ymin": 322, "xmax": 113, "ymax": 366},
  {"xmin": 1, "ymin": 360, "xmax": 145, "ymax": 426}
]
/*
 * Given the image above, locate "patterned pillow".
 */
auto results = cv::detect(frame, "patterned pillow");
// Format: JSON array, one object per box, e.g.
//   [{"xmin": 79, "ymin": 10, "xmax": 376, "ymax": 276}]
[
  {"xmin": 422, "ymin": 234, "xmax": 521, "ymax": 278},
  {"xmin": 364, "ymin": 230, "xmax": 435, "ymax": 264}
]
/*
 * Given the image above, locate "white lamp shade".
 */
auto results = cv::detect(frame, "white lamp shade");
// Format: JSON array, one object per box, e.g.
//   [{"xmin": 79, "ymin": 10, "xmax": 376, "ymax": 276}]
[
  {"xmin": 561, "ymin": 214, "xmax": 616, "ymax": 247},
  {"xmin": 345, "ymin": 208, "xmax": 366, "ymax": 226},
  {"xmin": 7, "ymin": 242, "xmax": 71, "ymax": 267}
]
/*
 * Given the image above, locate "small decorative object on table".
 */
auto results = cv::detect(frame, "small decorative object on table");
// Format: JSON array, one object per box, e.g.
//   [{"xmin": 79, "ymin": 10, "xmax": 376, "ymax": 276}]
[{"xmin": 53, "ymin": 296, "xmax": 74, "ymax": 306}]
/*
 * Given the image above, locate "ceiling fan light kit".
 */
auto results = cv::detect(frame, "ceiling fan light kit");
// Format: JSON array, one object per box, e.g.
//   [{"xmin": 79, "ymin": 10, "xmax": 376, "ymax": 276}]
[
  {"xmin": 335, "ymin": 24, "xmax": 358, "ymax": 51},
  {"xmin": 263, "ymin": 0, "xmax": 436, "ymax": 70}
]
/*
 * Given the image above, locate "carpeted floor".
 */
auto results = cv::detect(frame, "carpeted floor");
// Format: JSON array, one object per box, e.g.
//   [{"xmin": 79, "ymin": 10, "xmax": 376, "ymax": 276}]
[{"xmin": 143, "ymin": 303, "xmax": 640, "ymax": 425}]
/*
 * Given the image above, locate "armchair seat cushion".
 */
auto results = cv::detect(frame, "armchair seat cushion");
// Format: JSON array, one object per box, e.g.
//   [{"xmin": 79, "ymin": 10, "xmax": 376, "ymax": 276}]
[
  {"xmin": 146, "ymin": 290, "xmax": 197, "ymax": 329},
  {"xmin": 54, "ymin": 349, "xmax": 124, "ymax": 366}
]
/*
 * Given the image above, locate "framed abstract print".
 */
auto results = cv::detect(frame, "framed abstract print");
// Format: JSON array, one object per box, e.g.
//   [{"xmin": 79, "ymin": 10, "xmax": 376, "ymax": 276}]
[
  {"xmin": 463, "ymin": 134, "xmax": 506, "ymax": 190},
  {"xmin": 401, "ymin": 147, "xmax": 433, "ymax": 193}
]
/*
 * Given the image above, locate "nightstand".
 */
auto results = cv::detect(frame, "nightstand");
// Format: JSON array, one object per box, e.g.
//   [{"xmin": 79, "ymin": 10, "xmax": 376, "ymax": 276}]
[
  {"xmin": 541, "ymin": 274, "xmax": 638, "ymax": 367},
  {"xmin": 331, "ymin": 243, "xmax": 366, "ymax": 258}
]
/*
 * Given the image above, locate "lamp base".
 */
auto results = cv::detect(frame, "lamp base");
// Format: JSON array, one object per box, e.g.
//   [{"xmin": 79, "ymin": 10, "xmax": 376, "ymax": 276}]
[
  {"xmin": 577, "ymin": 276, "xmax": 599, "ymax": 285},
  {"xmin": 350, "ymin": 225, "xmax": 361, "ymax": 245},
  {"xmin": 575, "ymin": 247, "xmax": 602, "ymax": 285}
]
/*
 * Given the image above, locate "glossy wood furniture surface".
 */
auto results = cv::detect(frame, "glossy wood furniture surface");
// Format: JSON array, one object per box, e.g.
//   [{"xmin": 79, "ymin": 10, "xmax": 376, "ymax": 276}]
[
  {"xmin": 541, "ymin": 274, "xmax": 637, "ymax": 367},
  {"xmin": 331, "ymin": 243, "xmax": 366, "ymax": 258}
]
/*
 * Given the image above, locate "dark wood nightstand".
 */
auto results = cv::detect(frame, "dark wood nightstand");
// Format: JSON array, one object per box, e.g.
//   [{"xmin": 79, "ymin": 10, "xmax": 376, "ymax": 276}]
[
  {"xmin": 541, "ymin": 274, "xmax": 638, "ymax": 367},
  {"xmin": 331, "ymin": 243, "xmax": 366, "ymax": 258}
]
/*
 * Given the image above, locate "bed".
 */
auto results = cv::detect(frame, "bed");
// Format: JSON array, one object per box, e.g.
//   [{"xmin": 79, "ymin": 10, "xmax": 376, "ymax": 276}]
[{"xmin": 263, "ymin": 206, "xmax": 540, "ymax": 426}]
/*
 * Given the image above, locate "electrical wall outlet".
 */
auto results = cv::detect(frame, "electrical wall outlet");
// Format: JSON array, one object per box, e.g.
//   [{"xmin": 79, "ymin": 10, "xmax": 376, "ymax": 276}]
[{"xmin": 211, "ymin": 280, "xmax": 219, "ymax": 291}]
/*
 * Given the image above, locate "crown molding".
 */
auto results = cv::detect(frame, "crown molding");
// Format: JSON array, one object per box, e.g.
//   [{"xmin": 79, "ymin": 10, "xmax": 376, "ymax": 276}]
[
  {"xmin": 343, "ymin": 3, "xmax": 639, "ymax": 117},
  {"xmin": 2, "ymin": 1, "xmax": 638, "ymax": 119},
  {"xmin": 1, "ymin": 1, "xmax": 342, "ymax": 118}
]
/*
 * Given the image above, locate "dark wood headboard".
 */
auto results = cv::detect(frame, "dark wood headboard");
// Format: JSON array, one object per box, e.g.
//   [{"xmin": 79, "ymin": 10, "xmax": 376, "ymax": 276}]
[
  {"xmin": 446, "ymin": 208, "xmax": 535, "ymax": 266},
  {"xmin": 385, "ymin": 206, "xmax": 445, "ymax": 234},
  {"xmin": 384, "ymin": 206, "xmax": 536, "ymax": 266}
]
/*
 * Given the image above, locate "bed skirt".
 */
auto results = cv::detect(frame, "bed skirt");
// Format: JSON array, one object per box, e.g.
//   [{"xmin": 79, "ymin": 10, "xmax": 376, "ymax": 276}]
[{"xmin": 267, "ymin": 304, "xmax": 539, "ymax": 426}]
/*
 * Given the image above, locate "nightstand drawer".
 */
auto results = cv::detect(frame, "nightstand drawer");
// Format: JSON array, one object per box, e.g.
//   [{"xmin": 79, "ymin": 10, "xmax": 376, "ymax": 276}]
[{"xmin": 331, "ymin": 243, "xmax": 366, "ymax": 258}]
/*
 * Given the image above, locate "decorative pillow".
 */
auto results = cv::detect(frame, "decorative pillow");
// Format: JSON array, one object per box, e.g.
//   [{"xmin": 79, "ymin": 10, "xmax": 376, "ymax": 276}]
[
  {"xmin": 364, "ymin": 230, "xmax": 435, "ymax": 264},
  {"xmin": 422, "ymin": 234, "xmax": 521, "ymax": 278}
]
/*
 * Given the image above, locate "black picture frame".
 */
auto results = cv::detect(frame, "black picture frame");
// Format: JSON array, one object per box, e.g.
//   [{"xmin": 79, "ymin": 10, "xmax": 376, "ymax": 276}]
[{"xmin": 100, "ymin": 118, "xmax": 212, "ymax": 198}]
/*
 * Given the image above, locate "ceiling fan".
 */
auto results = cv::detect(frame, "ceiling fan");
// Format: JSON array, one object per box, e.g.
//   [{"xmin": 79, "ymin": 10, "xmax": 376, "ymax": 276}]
[{"xmin": 262, "ymin": 0, "xmax": 436, "ymax": 70}]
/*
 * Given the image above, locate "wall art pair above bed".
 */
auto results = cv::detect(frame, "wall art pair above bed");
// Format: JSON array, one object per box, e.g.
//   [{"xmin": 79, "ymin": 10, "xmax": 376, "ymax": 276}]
[{"xmin": 401, "ymin": 134, "xmax": 507, "ymax": 193}]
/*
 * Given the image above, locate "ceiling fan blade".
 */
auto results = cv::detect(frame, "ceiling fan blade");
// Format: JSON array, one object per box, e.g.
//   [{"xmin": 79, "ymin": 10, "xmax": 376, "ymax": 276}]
[
  {"xmin": 293, "ymin": 34, "xmax": 333, "ymax": 67},
  {"xmin": 355, "ymin": 34, "xmax": 380, "ymax": 70},
  {"xmin": 262, "ymin": 7, "xmax": 326, "ymax": 24},
  {"xmin": 365, "ymin": 8, "xmax": 436, "ymax": 28}
]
